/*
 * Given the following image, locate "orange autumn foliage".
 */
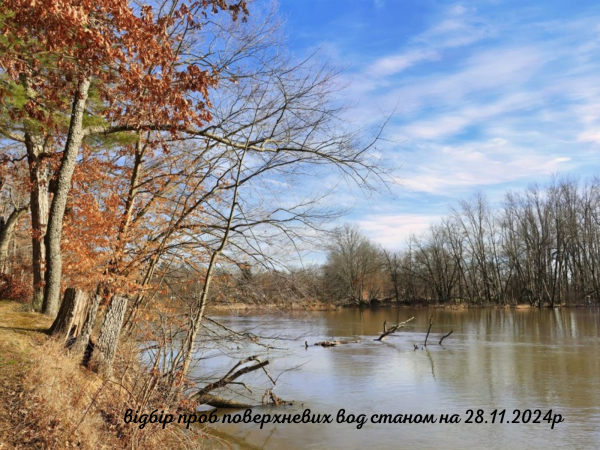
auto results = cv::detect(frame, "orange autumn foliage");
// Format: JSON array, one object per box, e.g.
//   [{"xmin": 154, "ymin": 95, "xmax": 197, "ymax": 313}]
[{"xmin": 0, "ymin": 0, "xmax": 248, "ymax": 131}]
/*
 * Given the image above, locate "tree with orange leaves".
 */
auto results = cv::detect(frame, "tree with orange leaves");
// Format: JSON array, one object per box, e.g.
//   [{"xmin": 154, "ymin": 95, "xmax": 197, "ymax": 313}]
[{"xmin": 0, "ymin": 0, "xmax": 248, "ymax": 315}]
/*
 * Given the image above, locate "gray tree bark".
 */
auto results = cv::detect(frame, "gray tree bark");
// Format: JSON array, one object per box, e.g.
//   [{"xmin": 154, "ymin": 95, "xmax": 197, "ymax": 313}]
[
  {"xmin": 88, "ymin": 296, "xmax": 128, "ymax": 378},
  {"xmin": 42, "ymin": 78, "xmax": 91, "ymax": 316}
]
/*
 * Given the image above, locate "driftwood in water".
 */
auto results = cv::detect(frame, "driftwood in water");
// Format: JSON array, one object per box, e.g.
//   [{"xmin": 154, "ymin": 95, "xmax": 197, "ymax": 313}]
[
  {"xmin": 262, "ymin": 389, "xmax": 290, "ymax": 406},
  {"xmin": 424, "ymin": 314, "xmax": 434, "ymax": 346},
  {"xmin": 88, "ymin": 296, "xmax": 128, "ymax": 377},
  {"xmin": 314, "ymin": 339, "xmax": 360, "ymax": 347},
  {"xmin": 439, "ymin": 329, "xmax": 453, "ymax": 345},
  {"xmin": 376, "ymin": 317, "xmax": 414, "ymax": 341},
  {"xmin": 195, "ymin": 394, "xmax": 254, "ymax": 409},
  {"xmin": 193, "ymin": 390, "xmax": 291, "ymax": 409},
  {"xmin": 48, "ymin": 288, "xmax": 89, "ymax": 342}
]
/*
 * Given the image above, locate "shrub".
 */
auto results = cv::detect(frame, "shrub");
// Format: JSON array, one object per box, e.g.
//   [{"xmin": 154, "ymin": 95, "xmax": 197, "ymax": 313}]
[{"xmin": 0, "ymin": 273, "xmax": 32, "ymax": 302}]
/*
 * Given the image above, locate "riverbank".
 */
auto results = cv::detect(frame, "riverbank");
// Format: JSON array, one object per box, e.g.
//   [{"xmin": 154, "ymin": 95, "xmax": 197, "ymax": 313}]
[
  {"xmin": 0, "ymin": 300, "xmax": 207, "ymax": 449},
  {"xmin": 0, "ymin": 300, "xmax": 133, "ymax": 448}
]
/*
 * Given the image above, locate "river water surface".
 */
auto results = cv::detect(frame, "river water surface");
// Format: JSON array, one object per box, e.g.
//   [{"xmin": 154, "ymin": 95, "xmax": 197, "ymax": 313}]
[{"xmin": 192, "ymin": 307, "xmax": 600, "ymax": 449}]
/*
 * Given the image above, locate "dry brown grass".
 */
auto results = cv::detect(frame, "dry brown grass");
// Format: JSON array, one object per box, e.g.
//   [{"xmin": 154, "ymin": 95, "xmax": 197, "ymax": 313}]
[{"xmin": 0, "ymin": 300, "xmax": 221, "ymax": 450}]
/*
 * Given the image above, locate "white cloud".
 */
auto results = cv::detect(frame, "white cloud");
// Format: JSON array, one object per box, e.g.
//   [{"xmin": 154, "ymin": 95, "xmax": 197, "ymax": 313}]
[
  {"xmin": 395, "ymin": 91, "xmax": 543, "ymax": 140},
  {"xmin": 415, "ymin": 5, "xmax": 493, "ymax": 49},
  {"xmin": 362, "ymin": 4, "xmax": 492, "ymax": 79},
  {"xmin": 397, "ymin": 139, "xmax": 573, "ymax": 194},
  {"xmin": 356, "ymin": 214, "xmax": 441, "ymax": 248},
  {"xmin": 577, "ymin": 131, "xmax": 600, "ymax": 144},
  {"xmin": 367, "ymin": 49, "xmax": 439, "ymax": 78}
]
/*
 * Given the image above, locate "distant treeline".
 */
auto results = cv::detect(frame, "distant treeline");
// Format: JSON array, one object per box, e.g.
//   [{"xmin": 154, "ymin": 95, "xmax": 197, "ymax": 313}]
[{"xmin": 200, "ymin": 176, "xmax": 600, "ymax": 307}]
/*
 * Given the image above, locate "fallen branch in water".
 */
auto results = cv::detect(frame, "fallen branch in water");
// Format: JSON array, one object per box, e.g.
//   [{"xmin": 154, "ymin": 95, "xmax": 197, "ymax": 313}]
[
  {"xmin": 439, "ymin": 330, "xmax": 453, "ymax": 345},
  {"xmin": 191, "ymin": 356, "xmax": 269, "ymax": 400},
  {"xmin": 376, "ymin": 317, "xmax": 414, "ymax": 341}
]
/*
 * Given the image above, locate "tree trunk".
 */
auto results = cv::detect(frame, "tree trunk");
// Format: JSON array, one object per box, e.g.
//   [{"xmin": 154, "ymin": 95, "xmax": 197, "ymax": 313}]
[
  {"xmin": 48, "ymin": 288, "xmax": 89, "ymax": 342},
  {"xmin": 178, "ymin": 148, "xmax": 247, "ymax": 385},
  {"xmin": 71, "ymin": 293, "xmax": 101, "ymax": 358},
  {"xmin": 42, "ymin": 78, "xmax": 91, "ymax": 317},
  {"xmin": 25, "ymin": 131, "xmax": 49, "ymax": 311},
  {"xmin": 88, "ymin": 296, "xmax": 127, "ymax": 377},
  {"xmin": 18, "ymin": 72, "xmax": 51, "ymax": 311},
  {"xmin": 0, "ymin": 205, "xmax": 28, "ymax": 273}
]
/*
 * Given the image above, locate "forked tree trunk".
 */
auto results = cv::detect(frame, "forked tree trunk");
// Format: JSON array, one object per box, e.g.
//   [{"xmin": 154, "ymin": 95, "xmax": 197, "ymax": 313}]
[
  {"xmin": 88, "ymin": 296, "xmax": 128, "ymax": 377},
  {"xmin": 71, "ymin": 293, "xmax": 101, "ymax": 358},
  {"xmin": 48, "ymin": 288, "xmax": 89, "ymax": 342},
  {"xmin": 42, "ymin": 77, "xmax": 91, "ymax": 317}
]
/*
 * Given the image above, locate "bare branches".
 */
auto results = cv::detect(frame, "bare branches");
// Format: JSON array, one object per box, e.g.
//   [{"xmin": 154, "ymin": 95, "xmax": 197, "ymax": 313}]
[
  {"xmin": 424, "ymin": 314, "xmax": 434, "ymax": 347},
  {"xmin": 191, "ymin": 356, "xmax": 270, "ymax": 399}
]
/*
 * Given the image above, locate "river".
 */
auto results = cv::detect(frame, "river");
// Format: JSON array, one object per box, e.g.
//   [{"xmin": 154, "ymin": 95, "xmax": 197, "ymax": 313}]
[{"xmin": 191, "ymin": 307, "xmax": 600, "ymax": 449}]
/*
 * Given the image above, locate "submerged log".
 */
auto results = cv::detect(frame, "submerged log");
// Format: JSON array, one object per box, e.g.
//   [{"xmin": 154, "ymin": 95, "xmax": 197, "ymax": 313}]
[
  {"xmin": 195, "ymin": 394, "xmax": 254, "ymax": 409},
  {"xmin": 314, "ymin": 339, "xmax": 360, "ymax": 347},
  {"xmin": 376, "ymin": 317, "xmax": 414, "ymax": 341},
  {"xmin": 48, "ymin": 288, "xmax": 89, "ymax": 342},
  {"xmin": 193, "ymin": 391, "xmax": 291, "ymax": 409}
]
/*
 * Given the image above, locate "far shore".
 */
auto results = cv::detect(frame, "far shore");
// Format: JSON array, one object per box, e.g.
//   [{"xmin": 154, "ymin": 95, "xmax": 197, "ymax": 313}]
[{"xmin": 206, "ymin": 300, "xmax": 599, "ymax": 313}]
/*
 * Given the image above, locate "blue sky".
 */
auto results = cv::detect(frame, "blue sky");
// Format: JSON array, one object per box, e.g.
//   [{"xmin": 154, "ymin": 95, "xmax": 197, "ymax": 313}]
[{"xmin": 275, "ymin": 0, "xmax": 600, "ymax": 249}]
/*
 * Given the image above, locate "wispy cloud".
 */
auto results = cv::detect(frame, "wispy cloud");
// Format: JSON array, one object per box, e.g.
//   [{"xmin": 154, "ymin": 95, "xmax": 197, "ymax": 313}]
[
  {"xmin": 396, "ymin": 138, "xmax": 572, "ymax": 194},
  {"xmin": 279, "ymin": 0, "xmax": 600, "ymax": 248},
  {"xmin": 367, "ymin": 49, "xmax": 439, "ymax": 78},
  {"xmin": 414, "ymin": 4, "xmax": 493, "ymax": 49}
]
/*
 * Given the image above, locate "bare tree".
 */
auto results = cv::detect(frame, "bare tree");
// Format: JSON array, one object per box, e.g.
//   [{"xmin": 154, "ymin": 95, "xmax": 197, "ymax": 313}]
[{"xmin": 323, "ymin": 224, "xmax": 384, "ymax": 305}]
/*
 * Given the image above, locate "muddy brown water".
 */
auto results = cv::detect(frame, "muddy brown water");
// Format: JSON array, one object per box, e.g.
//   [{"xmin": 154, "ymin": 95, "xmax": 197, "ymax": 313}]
[{"xmin": 191, "ymin": 307, "xmax": 600, "ymax": 449}]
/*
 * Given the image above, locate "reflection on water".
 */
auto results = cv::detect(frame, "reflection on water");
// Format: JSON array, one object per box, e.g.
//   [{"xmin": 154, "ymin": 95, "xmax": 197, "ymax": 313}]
[{"xmin": 191, "ymin": 308, "xmax": 600, "ymax": 449}]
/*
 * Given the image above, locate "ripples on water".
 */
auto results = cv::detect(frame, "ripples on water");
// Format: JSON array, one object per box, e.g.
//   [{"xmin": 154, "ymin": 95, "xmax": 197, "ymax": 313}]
[{"xmin": 191, "ymin": 308, "xmax": 600, "ymax": 449}]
